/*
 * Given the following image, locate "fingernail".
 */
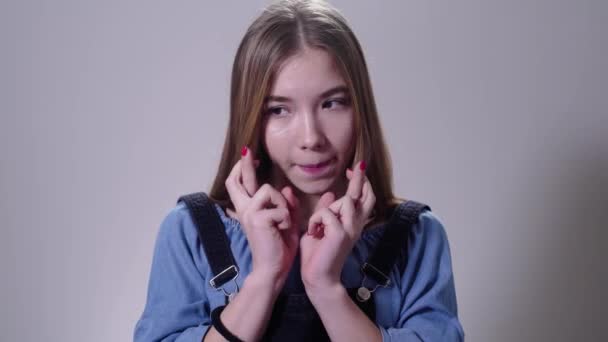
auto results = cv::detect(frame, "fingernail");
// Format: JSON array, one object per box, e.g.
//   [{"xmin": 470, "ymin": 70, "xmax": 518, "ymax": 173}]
[
  {"xmin": 241, "ymin": 146, "xmax": 248, "ymax": 156},
  {"xmin": 359, "ymin": 160, "xmax": 367, "ymax": 171}
]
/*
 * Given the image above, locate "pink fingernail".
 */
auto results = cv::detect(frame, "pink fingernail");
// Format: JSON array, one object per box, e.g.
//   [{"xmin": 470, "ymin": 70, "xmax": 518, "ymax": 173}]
[{"xmin": 241, "ymin": 146, "xmax": 248, "ymax": 156}]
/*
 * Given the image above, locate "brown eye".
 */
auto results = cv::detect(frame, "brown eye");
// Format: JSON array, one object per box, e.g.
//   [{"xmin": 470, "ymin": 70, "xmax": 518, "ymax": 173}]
[
  {"xmin": 322, "ymin": 98, "xmax": 349, "ymax": 110},
  {"xmin": 266, "ymin": 106, "xmax": 287, "ymax": 116}
]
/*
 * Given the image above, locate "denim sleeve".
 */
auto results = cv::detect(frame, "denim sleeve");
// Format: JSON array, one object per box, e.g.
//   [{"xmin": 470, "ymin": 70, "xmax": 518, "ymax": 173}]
[
  {"xmin": 134, "ymin": 205, "xmax": 212, "ymax": 342},
  {"xmin": 378, "ymin": 211, "xmax": 465, "ymax": 342}
]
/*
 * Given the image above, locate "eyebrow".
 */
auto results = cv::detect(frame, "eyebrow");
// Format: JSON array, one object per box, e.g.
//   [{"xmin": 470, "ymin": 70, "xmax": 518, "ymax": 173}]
[{"xmin": 265, "ymin": 85, "xmax": 349, "ymax": 103}]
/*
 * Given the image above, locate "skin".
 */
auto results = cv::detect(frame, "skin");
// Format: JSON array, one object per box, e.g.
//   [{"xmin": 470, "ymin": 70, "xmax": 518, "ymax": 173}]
[
  {"xmin": 262, "ymin": 47, "xmax": 355, "ymax": 218},
  {"xmin": 205, "ymin": 48, "xmax": 381, "ymax": 342}
]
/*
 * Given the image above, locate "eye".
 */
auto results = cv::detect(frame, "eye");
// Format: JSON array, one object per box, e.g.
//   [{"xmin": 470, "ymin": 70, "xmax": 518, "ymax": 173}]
[
  {"xmin": 265, "ymin": 106, "xmax": 288, "ymax": 116},
  {"xmin": 322, "ymin": 98, "xmax": 349, "ymax": 110}
]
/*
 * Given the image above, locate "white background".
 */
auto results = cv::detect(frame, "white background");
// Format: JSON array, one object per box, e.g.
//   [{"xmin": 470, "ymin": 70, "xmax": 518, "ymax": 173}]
[{"xmin": 2, "ymin": 1, "xmax": 607, "ymax": 341}]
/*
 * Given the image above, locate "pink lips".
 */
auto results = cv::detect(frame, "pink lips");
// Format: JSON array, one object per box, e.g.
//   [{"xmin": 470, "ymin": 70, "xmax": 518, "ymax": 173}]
[{"xmin": 298, "ymin": 158, "xmax": 334, "ymax": 177}]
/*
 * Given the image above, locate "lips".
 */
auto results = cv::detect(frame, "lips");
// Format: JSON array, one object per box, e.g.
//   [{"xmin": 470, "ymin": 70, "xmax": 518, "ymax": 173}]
[
  {"xmin": 297, "ymin": 158, "xmax": 335, "ymax": 177},
  {"xmin": 300, "ymin": 159, "xmax": 333, "ymax": 168}
]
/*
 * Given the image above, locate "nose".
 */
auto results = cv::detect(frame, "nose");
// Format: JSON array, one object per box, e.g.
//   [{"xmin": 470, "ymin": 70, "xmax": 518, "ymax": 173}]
[{"xmin": 298, "ymin": 111, "xmax": 326, "ymax": 151}]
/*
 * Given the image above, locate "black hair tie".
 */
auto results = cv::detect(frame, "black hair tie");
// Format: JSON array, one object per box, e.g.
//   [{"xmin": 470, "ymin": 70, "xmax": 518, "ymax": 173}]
[{"xmin": 211, "ymin": 305, "xmax": 244, "ymax": 342}]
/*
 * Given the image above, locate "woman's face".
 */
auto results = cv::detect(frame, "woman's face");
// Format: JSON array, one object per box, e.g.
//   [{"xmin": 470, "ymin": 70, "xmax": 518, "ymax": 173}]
[{"xmin": 263, "ymin": 48, "xmax": 355, "ymax": 196}]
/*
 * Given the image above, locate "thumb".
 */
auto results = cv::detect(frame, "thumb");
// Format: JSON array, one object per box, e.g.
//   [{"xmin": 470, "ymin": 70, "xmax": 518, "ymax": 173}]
[
  {"xmin": 281, "ymin": 186, "xmax": 299, "ymax": 220},
  {"xmin": 281, "ymin": 186, "xmax": 301, "ymax": 250},
  {"xmin": 281, "ymin": 186, "xmax": 299, "ymax": 209},
  {"xmin": 346, "ymin": 168, "xmax": 353, "ymax": 180},
  {"xmin": 314, "ymin": 191, "xmax": 335, "ymax": 212}
]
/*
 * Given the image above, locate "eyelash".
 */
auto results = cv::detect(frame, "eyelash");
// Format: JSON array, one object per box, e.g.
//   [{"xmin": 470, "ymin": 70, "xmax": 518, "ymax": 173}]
[
  {"xmin": 265, "ymin": 106, "xmax": 287, "ymax": 116},
  {"xmin": 265, "ymin": 98, "xmax": 350, "ymax": 116},
  {"xmin": 322, "ymin": 98, "xmax": 349, "ymax": 109}
]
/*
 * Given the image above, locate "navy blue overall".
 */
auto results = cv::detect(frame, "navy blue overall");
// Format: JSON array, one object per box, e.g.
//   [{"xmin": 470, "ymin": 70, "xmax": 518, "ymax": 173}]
[{"xmin": 178, "ymin": 192, "xmax": 429, "ymax": 342}]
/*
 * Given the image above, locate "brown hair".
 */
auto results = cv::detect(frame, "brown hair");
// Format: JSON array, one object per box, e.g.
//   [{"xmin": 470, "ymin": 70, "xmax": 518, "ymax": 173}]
[{"xmin": 209, "ymin": 0, "xmax": 402, "ymax": 224}]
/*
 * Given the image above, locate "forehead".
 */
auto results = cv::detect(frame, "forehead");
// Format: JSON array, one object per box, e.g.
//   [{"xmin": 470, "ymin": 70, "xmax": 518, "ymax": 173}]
[{"xmin": 269, "ymin": 48, "xmax": 346, "ymax": 96}]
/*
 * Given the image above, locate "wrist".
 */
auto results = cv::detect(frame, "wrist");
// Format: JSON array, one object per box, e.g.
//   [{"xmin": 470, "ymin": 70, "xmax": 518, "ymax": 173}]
[
  {"xmin": 305, "ymin": 281, "xmax": 346, "ymax": 306},
  {"xmin": 245, "ymin": 270, "xmax": 284, "ymax": 298}
]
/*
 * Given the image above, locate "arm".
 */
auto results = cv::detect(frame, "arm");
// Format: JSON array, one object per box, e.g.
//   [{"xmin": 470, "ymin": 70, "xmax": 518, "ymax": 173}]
[
  {"xmin": 134, "ymin": 205, "xmax": 213, "ymax": 342},
  {"xmin": 205, "ymin": 150, "xmax": 300, "ymax": 341},
  {"xmin": 379, "ymin": 211, "xmax": 464, "ymax": 342},
  {"xmin": 134, "ymin": 205, "xmax": 283, "ymax": 342},
  {"xmin": 306, "ymin": 211, "xmax": 464, "ymax": 342},
  {"xmin": 203, "ymin": 272, "xmax": 280, "ymax": 342},
  {"xmin": 300, "ymin": 165, "xmax": 382, "ymax": 342},
  {"xmin": 307, "ymin": 285, "xmax": 382, "ymax": 342}
]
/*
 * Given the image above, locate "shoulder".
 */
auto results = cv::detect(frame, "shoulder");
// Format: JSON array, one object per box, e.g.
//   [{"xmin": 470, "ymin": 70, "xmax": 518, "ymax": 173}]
[
  {"xmin": 413, "ymin": 210, "xmax": 450, "ymax": 242},
  {"xmin": 402, "ymin": 200, "xmax": 452, "ymax": 250},
  {"xmin": 155, "ymin": 199, "xmax": 243, "ymax": 251},
  {"xmin": 390, "ymin": 199, "xmax": 449, "ymax": 240},
  {"xmin": 405, "ymin": 205, "xmax": 456, "ymax": 274},
  {"xmin": 154, "ymin": 202, "xmax": 200, "ymax": 251},
  {"xmin": 389, "ymin": 199, "xmax": 453, "ymax": 254},
  {"xmin": 361, "ymin": 201, "xmax": 452, "ymax": 254}
]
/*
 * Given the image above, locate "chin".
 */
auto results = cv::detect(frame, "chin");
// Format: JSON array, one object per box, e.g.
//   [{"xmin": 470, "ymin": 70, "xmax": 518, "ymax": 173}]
[{"xmin": 288, "ymin": 177, "xmax": 338, "ymax": 196}]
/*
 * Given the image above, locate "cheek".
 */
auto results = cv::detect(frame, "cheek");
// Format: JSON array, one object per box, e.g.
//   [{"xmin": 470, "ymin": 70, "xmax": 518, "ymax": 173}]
[
  {"xmin": 324, "ymin": 114, "xmax": 355, "ymax": 153},
  {"xmin": 264, "ymin": 120, "xmax": 292, "ymax": 162}
]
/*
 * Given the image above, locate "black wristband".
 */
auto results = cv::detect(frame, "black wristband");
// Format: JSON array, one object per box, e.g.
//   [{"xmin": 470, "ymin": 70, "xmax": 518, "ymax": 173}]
[{"xmin": 211, "ymin": 305, "xmax": 244, "ymax": 342}]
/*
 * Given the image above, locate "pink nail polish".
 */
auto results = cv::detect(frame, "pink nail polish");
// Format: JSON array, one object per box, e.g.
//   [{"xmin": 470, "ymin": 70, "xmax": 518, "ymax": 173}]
[
  {"xmin": 241, "ymin": 146, "xmax": 248, "ymax": 156},
  {"xmin": 360, "ymin": 161, "xmax": 367, "ymax": 171}
]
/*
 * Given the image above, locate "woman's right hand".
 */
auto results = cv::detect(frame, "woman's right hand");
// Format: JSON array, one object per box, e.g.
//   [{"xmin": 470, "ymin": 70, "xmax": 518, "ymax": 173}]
[{"xmin": 224, "ymin": 147, "xmax": 299, "ymax": 293}]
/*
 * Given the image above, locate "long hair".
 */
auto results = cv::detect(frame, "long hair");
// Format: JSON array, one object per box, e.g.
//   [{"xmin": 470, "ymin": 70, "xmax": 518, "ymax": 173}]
[{"xmin": 209, "ymin": 0, "xmax": 402, "ymax": 223}]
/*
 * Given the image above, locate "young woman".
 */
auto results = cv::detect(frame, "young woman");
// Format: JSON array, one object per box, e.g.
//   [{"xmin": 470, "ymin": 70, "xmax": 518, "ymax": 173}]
[{"xmin": 135, "ymin": 1, "xmax": 464, "ymax": 341}]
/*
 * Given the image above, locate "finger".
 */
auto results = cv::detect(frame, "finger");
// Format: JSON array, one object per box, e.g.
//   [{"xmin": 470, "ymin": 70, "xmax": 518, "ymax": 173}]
[
  {"xmin": 281, "ymin": 186, "xmax": 299, "ymax": 211},
  {"xmin": 314, "ymin": 191, "xmax": 335, "ymax": 212},
  {"xmin": 225, "ymin": 160, "xmax": 249, "ymax": 212},
  {"xmin": 359, "ymin": 176, "xmax": 371, "ymax": 205},
  {"xmin": 307, "ymin": 208, "xmax": 326, "ymax": 236},
  {"xmin": 281, "ymin": 186, "xmax": 300, "ymax": 228},
  {"xmin": 258, "ymin": 207, "xmax": 291, "ymax": 230},
  {"xmin": 346, "ymin": 160, "xmax": 366, "ymax": 200},
  {"xmin": 250, "ymin": 184, "xmax": 288, "ymax": 211},
  {"xmin": 282, "ymin": 225, "xmax": 300, "ymax": 252},
  {"xmin": 312, "ymin": 208, "xmax": 344, "ymax": 238},
  {"xmin": 360, "ymin": 179, "xmax": 376, "ymax": 221},
  {"xmin": 240, "ymin": 146, "xmax": 259, "ymax": 197},
  {"xmin": 328, "ymin": 198, "xmax": 343, "ymax": 216},
  {"xmin": 327, "ymin": 196, "xmax": 358, "ymax": 236},
  {"xmin": 346, "ymin": 168, "xmax": 353, "ymax": 180},
  {"xmin": 281, "ymin": 194, "xmax": 300, "ymax": 251},
  {"xmin": 308, "ymin": 207, "xmax": 340, "ymax": 235},
  {"xmin": 339, "ymin": 196, "xmax": 356, "ymax": 236}
]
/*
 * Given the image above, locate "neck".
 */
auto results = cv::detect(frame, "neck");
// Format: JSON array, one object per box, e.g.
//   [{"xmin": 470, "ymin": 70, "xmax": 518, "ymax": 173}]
[
  {"xmin": 295, "ymin": 192, "xmax": 321, "ymax": 232},
  {"xmin": 294, "ymin": 183, "xmax": 349, "ymax": 234}
]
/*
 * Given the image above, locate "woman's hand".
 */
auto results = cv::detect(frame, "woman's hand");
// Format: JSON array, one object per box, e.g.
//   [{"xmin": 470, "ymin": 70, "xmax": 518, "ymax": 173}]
[
  {"xmin": 299, "ymin": 161, "xmax": 376, "ymax": 295},
  {"xmin": 225, "ymin": 147, "xmax": 299, "ymax": 293}
]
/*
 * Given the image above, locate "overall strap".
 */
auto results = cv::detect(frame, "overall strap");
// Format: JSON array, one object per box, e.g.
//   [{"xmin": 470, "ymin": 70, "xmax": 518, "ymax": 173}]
[
  {"xmin": 177, "ymin": 192, "xmax": 239, "ymax": 292},
  {"xmin": 362, "ymin": 200, "xmax": 431, "ymax": 287}
]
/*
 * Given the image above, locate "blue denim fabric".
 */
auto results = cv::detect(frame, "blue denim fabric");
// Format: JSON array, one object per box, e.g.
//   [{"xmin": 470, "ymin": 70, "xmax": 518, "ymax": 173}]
[{"xmin": 134, "ymin": 202, "xmax": 464, "ymax": 341}]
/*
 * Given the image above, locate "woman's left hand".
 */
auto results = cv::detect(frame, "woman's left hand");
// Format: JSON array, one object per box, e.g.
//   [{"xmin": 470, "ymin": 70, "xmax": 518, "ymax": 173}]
[{"xmin": 300, "ymin": 162, "xmax": 376, "ymax": 294}]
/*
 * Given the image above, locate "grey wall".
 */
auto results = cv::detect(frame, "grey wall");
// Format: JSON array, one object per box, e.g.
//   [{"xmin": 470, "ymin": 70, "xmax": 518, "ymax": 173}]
[{"xmin": 2, "ymin": 1, "xmax": 607, "ymax": 341}]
